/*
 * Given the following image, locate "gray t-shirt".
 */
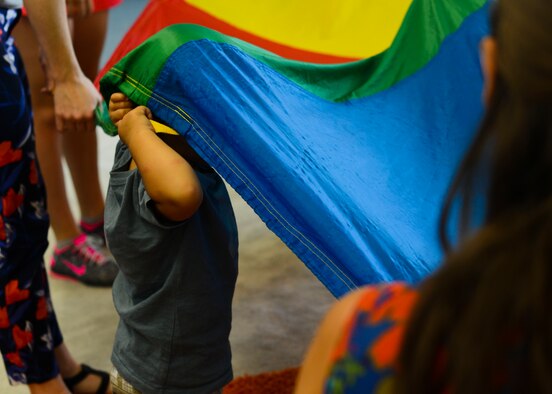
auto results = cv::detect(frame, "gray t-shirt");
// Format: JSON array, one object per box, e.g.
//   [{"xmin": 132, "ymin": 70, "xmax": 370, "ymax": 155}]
[{"xmin": 105, "ymin": 141, "xmax": 239, "ymax": 394}]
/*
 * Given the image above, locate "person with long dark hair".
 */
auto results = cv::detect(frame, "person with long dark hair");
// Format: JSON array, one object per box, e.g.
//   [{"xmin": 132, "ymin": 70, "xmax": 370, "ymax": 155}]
[{"xmin": 295, "ymin": 0, "xmax": 552, "ymax": 392}]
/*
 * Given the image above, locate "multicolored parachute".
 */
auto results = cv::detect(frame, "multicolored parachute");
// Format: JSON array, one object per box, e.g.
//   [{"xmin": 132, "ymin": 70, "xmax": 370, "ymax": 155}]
[
  {"xmin": 98, "ymin": 0, "xmax": 416, "ymax": 77},
  {"xmin": 98, "ymin": 0, "xmax": 490, "ymax": 297}
]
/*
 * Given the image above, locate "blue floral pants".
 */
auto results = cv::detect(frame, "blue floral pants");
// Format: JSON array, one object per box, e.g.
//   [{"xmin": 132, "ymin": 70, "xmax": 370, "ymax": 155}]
[{"xmin": 0, "ymin": 7, "xmax": 63, "ymax": 385}]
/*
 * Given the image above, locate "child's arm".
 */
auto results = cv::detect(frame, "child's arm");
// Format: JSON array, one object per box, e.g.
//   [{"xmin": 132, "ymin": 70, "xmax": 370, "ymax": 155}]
[{"xmin": 110, "ymin": 95, "xmax": 203, "ymax": 221}]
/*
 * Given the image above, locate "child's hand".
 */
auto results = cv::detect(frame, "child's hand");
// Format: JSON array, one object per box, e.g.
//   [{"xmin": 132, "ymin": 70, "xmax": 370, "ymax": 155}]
[
  {"xmin": 117, "ymin": 106, "xmax": 155, "ymax": 146},
  {"xmin": 109, "ymin": 93, "xmax": 136, "ymax": 125}
]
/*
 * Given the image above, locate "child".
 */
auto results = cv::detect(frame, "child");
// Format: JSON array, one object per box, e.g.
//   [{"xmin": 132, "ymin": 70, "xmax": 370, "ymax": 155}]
[{"xmin": 106, "ymin": 93, "xmax": 238, "ymax": 393}]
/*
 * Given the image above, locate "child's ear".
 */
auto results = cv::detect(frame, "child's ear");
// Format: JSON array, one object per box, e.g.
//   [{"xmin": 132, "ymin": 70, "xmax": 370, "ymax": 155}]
[{"xmin": 480, "ymin": 37, "xmax": 498, "ymax": 107}]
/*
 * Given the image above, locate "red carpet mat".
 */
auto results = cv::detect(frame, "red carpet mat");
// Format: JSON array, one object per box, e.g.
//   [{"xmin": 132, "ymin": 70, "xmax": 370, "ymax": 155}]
[{"xmin": 223, "ymin": 367, "xmax": 299, "ymax": 394}]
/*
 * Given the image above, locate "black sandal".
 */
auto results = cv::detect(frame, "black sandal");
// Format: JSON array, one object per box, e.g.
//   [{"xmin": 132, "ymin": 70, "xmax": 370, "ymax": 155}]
[{"xmin": 63, "ymin": 364, "xmax": 110, "ymax": 394}]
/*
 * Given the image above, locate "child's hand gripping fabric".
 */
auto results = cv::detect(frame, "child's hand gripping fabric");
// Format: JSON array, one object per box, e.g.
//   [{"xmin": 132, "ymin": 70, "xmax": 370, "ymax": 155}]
[
  {"xmin": 108, "ymin": 92, "xmax": 138, "ymax": 125},
  {"xmin": 108, "ymin": 93, "xmax": 203, "ymax": 221}
]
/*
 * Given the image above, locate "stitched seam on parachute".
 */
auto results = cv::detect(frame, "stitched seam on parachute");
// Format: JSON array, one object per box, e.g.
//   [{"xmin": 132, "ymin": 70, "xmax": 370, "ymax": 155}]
[{"xmin": 107, "ymin": 67, "xmax": 356, "ymax": 290}]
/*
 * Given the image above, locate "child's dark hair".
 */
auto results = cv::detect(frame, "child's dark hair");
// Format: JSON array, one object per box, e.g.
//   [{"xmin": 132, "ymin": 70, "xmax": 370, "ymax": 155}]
[
  {"xmin": 397, "ymin": 0, "xmax": 552, "ymax": 392},
  {"xmin": 157, "ymin": 133, "xmax": 213, "ymax": 173}
]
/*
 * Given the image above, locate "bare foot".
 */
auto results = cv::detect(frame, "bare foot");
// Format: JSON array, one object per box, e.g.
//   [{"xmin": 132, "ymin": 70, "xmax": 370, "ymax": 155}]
[
  {"xmin": 28, "ymin": 375, "xmax": 69, "ymax": 394},
  {"xmin": 54, "ymin": 344, "xmax": 111, "ymax": 393}
]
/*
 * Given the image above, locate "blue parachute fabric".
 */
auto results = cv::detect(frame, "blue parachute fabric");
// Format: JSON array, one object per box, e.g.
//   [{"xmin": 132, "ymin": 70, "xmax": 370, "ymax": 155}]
[{"xmin": 142, "ymin": 6, "xmax": 489, "ymax": 297}]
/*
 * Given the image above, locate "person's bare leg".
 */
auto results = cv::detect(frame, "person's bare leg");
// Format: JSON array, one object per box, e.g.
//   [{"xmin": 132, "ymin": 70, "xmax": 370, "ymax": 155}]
[
  {"xmin": 54, "ymin": 343, "xmax": 112, "ymax": 394},
  {"xmin": 53, "ymin": 344, "xmax": 81, "ymax": 383},
  {"xmin": 29, "ymin": 375, "xmax": 69, "ymax": 394},
  {"xmin": 14, "ymin": 15, "xmax": 117, "ymax": 286},
  {"xmin": 63, "ymin": 11, "xmax": 108, "ymax": 222},
  {"xmin": 28, "ymin": 343, "xmax": 111, "ymax": 394},
  {"xmin": 12, "ymin": 18, "xmax": 81, "ymax": 242}
]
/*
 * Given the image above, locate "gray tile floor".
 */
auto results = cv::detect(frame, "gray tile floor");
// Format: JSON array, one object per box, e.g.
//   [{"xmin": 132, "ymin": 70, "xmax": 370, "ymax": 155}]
[{"xmin": 1, "ymin": 2, "xmax": 334, "ymax": 391}]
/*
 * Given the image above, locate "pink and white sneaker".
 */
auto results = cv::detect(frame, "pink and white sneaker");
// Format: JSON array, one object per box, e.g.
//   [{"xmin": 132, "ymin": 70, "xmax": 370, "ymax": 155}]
[{"xmin": 50, "ymin": 234, "xmax": 118, "ymax": 287}]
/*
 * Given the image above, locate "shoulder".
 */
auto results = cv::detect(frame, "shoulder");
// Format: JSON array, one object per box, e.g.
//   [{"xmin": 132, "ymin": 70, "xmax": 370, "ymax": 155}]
[
  {"xmin": 329, "ymin": 282, "xmax": 418, "ymax": 341},
  {"xmin": 329, "ymin": 282, "xmax": 418, "ymax": 364},
  {"xmin": 296, "ymin": 283, "xmax": 418, "ymax": 394},
  {"xmin": 330, "ymin": 283, "xmax": 418, "ymax": 392}
]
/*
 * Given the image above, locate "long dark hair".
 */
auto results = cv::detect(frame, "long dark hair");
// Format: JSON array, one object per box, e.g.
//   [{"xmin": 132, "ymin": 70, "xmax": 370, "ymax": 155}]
[{"xmin": 397, "ymin": 0, "xmax": 552, "ymax": 392}]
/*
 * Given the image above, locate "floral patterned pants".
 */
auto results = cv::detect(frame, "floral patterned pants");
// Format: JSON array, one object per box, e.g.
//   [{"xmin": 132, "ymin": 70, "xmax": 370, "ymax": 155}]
[{"xmin": 0, "ymin": 7, "xmax": 63, "ymax": 385}]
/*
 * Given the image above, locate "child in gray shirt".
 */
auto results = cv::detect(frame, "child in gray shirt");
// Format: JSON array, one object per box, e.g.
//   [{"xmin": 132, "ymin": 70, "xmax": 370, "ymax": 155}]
[{"xmin": 106, "ymin": 93, "xmax": 238, "ymax": 394}]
